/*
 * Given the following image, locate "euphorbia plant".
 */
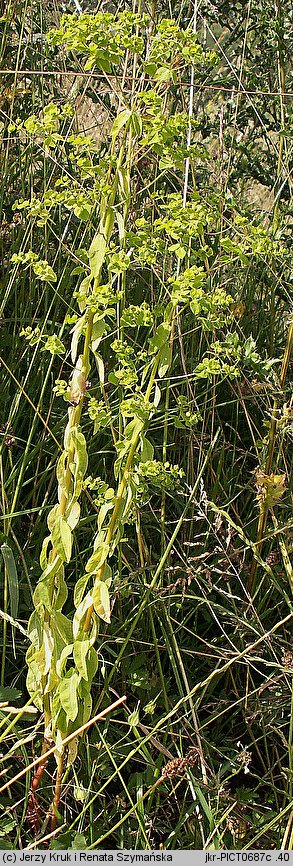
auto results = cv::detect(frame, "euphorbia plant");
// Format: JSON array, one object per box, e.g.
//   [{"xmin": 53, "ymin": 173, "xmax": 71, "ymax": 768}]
[{"xmin": 11, "ymin": 9, "xmax": 285, "ymax": 827}]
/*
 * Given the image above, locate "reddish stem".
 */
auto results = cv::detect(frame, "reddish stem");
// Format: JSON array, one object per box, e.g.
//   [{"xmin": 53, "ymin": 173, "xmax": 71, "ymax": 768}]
[{"xmin": 30, "ymin": 739, "xmax": 50, "ymax": 792}]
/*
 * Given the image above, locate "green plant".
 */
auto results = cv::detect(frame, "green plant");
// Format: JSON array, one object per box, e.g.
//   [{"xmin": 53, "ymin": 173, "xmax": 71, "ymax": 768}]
[
  {"xmin": 10, "ymin": 10, "xmax": 227, "ymax": 825},
  {"xmin": 0, "ymin": 0, "xmax": 292, "ymax": 850}
]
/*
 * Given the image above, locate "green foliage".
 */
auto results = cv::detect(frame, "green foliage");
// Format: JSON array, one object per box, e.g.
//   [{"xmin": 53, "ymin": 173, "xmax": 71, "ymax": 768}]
[
  {"xmin": 12, "ymin": 252, "xmax": 57, "ymax": 282},
  {"xmin": 0, "ymin": 0, "xmax": 292, "ymax": 851},
  {"xmin": 21, "ymin": 8, "xmax": 222, "ymax": 759}
]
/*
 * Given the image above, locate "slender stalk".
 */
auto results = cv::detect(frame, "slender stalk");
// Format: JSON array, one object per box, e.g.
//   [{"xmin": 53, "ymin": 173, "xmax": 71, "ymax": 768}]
[
  {"xmin": 50, "ymin": 749, "xmax": 65, "ymax": 831},
  {"xmin": 30, "ymin": 738, "xmax": 51, "ymax": 795}
]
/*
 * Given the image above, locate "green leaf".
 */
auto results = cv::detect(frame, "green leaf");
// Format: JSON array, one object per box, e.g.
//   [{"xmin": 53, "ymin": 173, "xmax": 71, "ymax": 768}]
[
  {"xmin": 59, "ymin": 668, "xmax": 80, "ymax": 722},
  {"xmin": 40, "ymin": 535, "xmax": 50, "ymax": 570},
  {"xmin": 168, "ymin": 242, "xmax": 186, "ymax": 259},
  {"xmin": 131, "ymin": 112, "xmax": 142, "ymax": 138},
  {"xmin": 70, "ymin": 427, "xmax": 88, "ymax": 481},
  {"xmin": 56, "ymin": 452, "xmax": 68, "ymax": 498},
  {"xmin": 95, "ymin": 353, "xmax": 105, "ymax": 384},
  {"xmin": 71, "ymin": 833, "xmax": 88, "ymax": 849},
  {"xmin": 0, "ymin": 686, "xmax": 22, "ymax": 702},
  {"xmin": 51, "ymin": 517, "xmax": 72, "ymax": 563},
  {"xmin": 0, "ymin": 816, "xmax": 17, "ymax": 837},
  {"xmin": 47, "ymin": 503, "xmax": 60, "ymax": 533},
  {"xmin": 74, "ymin": 573, "xmax": 90, "ymax": 607},
  {"xmin": 111, "ymin": 108, "xmax": 131, "ymax": 143},
  {"xmin": 92, "ymin": 316, "xmax": 106, "ymax": 353},
  {"xmin": 140, "ymin": 437, "xmax": 154, "ymax": 462},
  {"xmin": 158, "ymin": 344, "xmax": 172, "ymax": 378},
  {"xmin": 27, "ymin": 609, "xmax": 43, "ymax": 648},
  {"xmin": 66, "ymin": 501, "xmax": 80, "ymax": 531},
  {"xmin": 144, "ymin": 62, "xmax": 157, "ymax": 76},
  {"xmin": 118, "ymin": 167, "xmax": 130, "ymax": 202},
  {"xmin": 154, "ymin": 66, "xmax": 172, "ymax": 82},
  {"xmin": 92, "ymin": 580, "xmax": 111, "ymax": 624},
  {"xmin": 52, "ymin": 611, "xmax": 73, "ymax": 646},
  {"xmin": 89, "ymin": 232, "xmax": 107, "ymax": 280},
  {"xmin": 60, "ymin": 517, "xmax": 72, "ymax": 562},
  {"xmin": 73, "ymin": 639, "xmax": 90, "ymax": 680},
  {"xmin": 97, "ymin": 498, "xmax": 114, "ymax": 532},
  {"xmin": 33, "ymin": 579, "xmax": 52, "ymax": 611},
  {"xmin": 70, "ymin": 314, "xmax": 86, "ymax": 364},
  {"xmin": 50, "ymin": 832, "xmax": 73, "ymax": 850},
  {"xmin": 85, "ymin": 541, "xmax": 109, "ymax": 574},
  {"xmin": 148, "ymin": 322, "xmax": 170, "ymax": 354},
  {"xmin": 220, "ymin": 237, "xmax": 249, "ymax": 265},
  {"xmin": 43, "ymin": 621, "xmax": 54, "ymax": 675},
  {"xmin": 75, "ymin": 678, "xmax": 93, "ymax": 726},
  {"xmin": 42, "ymin": 335, "xmax": 66, "ymax": 355},
  {"xmin": 154, "ymin": 383, "xmax": 161, "ymax": 407},
  {"xmin": 86, "ymin": 646, "xmax": 98, "ymax": 685},
  {"xmin": 56, "ymin": 644, "xmax": 73, "ymax": 678},
  {"xmin": 73, "ymin": 592, "xmax": 93, "ymax": 639}
]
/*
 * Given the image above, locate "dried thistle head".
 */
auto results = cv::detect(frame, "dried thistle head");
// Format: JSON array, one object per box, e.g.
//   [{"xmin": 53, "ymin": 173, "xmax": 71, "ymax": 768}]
[
  {"xmin": 255, "ymin": 469, "xmax": 286, "ymax": 510},
  {"xmin": 161, "ymin": 756, "xmax": 188, "ymax": 779},
  {"xmin": 162, "ymin": 747, "xmax": 204, "ymax": 779}
]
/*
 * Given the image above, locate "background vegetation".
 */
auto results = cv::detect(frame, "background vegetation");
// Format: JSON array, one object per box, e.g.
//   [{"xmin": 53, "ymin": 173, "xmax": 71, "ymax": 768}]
[{"xmin": 0, "ymin": 0, "xmax": 292, "ymax": 850}]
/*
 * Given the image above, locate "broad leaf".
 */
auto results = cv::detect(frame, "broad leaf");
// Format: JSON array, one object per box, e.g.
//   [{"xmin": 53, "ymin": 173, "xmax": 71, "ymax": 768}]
[
  {"xmin": 92, "ymin": 580, "xmax": 111, "ymax": 624},
  {"xmin": 51, "ymin": 517, "xmax": 72, "ymax": 563},
  {"xmin": 111, "ymin": 108, "xmax": 131, "ymax": 143},
  {"xmin": 73, "ymin": 639, "xmax": 90, "ymax": 680},
  {"xmin": 158, "ymin": 344, "xmax": 172, "ymax": 378},
  {"xmin": 73, "ymin": 592, "xmax": 93, "ymax": 639},
  {"xmin": 85, "ymin": 541, "xmax": 109, "ymax": 574},
  {"xmin": 74, "ymin": 573, "xmax": 90, "ymax": 607},
  {"xmin": 59, "ymin": 669, "xmax": 80, "ymax": 722}
]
